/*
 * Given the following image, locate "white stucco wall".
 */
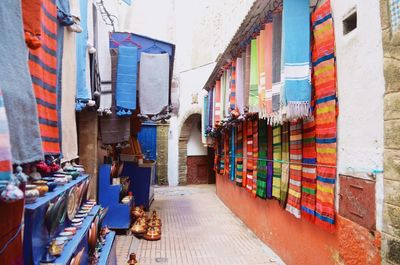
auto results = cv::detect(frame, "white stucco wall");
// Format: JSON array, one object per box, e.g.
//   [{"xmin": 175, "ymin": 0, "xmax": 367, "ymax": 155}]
[
  {"xmin": 331, "ymin": 0, "xmax": 385, "ymax": 231},
  {"xmin": 187, "ymin": 123, "xmax": 208, "ymax": 156}
]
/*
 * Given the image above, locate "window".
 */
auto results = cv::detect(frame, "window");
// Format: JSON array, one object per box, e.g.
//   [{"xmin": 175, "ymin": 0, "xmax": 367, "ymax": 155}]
[{"xmin": 343, "ymin": 9, "xmax": 357, "ymax": 35}]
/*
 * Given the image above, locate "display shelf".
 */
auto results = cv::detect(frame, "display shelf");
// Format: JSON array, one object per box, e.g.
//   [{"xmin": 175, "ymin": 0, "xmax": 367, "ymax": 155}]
[
  {"xmin": 54, "ymin": 205, "xmax": 100, "ymax": 265},
  {"xmin": 98, "ymin": 231, "xmax": 117, "ymax": 265},
  {"xmin": 25, "ymin": 175, "xmax": 89, "ymax": 211}
]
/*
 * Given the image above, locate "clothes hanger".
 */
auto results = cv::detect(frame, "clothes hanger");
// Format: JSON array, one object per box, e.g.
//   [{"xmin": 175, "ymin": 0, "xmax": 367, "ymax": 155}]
[{"xmin": 142, "ymin": 41, "xmax": 167, "ymax": 54}]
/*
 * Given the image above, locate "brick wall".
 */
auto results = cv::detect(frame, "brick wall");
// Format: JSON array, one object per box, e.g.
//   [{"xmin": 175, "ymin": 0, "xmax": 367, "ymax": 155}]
[{"xmin": 380, "ymin": 1, "xmax": 400, "ymax": 264}]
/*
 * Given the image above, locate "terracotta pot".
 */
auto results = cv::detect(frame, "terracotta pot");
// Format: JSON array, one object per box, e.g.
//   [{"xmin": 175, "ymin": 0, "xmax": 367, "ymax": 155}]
[
  {"xmin": 25, "ymin": 185, "xmax": 39, "ymax": 203},
  {"xmin": 34, "ymin": 182, "xmax": 49, "ymax": 197}
]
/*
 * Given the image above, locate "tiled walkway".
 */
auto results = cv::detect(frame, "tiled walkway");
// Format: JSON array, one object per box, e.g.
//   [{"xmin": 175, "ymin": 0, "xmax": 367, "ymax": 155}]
[{"xmin": 116, "ymin": 185, "xmax": 284, "ymax": 265}]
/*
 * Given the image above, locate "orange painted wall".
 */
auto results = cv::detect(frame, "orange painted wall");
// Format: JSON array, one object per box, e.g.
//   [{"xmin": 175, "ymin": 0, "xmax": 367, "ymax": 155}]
[{"xmin": 216, "ymin": 174, "xmax": 381, "ymax": 265}]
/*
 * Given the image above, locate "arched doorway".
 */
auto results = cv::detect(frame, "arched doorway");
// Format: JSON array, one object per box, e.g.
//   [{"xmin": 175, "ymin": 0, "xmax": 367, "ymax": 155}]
[{"xmin": 178, "ymin": 113, "xmax": 214, "ymax": 185}]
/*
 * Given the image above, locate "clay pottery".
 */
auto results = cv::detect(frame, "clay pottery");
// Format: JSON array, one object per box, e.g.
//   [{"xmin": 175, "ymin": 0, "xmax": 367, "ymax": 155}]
[
  {"xmin": 148, "ymin": 220, "xmax": 161, "ymax": 228},
  {"xmin": 130, "ymin": 221, "xmax": 146, "ymax": 235},
  {"xmin": 88, "ymin": 222, "xmax": 97, "ymax": 251},
  {"xmin": 67, "ymin": 187, "xmax": 78, "ymax": 221},
  {"xmin": 55, "ymin": 236, "xmax": 69, "ymax": 243},
  {"xmin": 143, "ymin": 227, "xmax": 161, "ymax": 241},
  {"xmin": 64, "ymin": 227, "xmax": 77, "ymax": 235},
  {"xmin": 48, "ymin": 239, "xmax": 64, "ymax": 257},
  {"xmin": 70, "ymin": 247, "xmax": 85, "ymax": 265},
  {"xmin": 47, "ymin": 182, "xmax": 57, "ymax": 192},
  {"xmin": 132, "ymin": 206, "xmax": 144, "ymax": 219},
  {"xmin": 60, "ymin": 231, "xmax": 74, "ymax": 240},
  {"xmin": 25, "ymin": 185, "xmax": 39, "ymax": 203},
  {"xmin": 127, "ymin": 253, "xmax": 140, "ymax": 265}
]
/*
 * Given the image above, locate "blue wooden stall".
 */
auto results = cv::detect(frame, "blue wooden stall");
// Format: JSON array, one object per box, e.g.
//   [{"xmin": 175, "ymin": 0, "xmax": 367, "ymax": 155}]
[{"xmin": 137, "ymin": 121, "xmax": 157, "ymax": 160}]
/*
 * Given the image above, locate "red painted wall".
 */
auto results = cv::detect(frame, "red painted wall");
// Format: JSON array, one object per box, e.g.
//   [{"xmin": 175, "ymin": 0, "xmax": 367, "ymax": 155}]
[{"xmin": 216, "ymin": 174, "xmax": 381, "ymax": 265}]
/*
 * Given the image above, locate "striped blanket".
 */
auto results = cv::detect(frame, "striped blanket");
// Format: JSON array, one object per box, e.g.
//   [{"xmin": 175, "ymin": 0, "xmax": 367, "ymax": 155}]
[
  {"xmin": 214, "ymin": 81, "xmax": 222, "ymax": 126},
  {"xmin": 252, "ymin": 119, "xmax": 259, "ymax": 197},
  {"xmin": 271, "ymin": 13, "xmax": 283, "ymax": 124},
  {"xmin": 236, "ymin": 122, "xmax": 244, "ymax": 186},
  {"xmin": 266, "ymin": 125, "xmax": 273, "ymax": 198},
  {"xmin": 0, "ymin": 89, "xmax": 12, "ymax": 181},
  {"xmin": 256, "ymin": 119, "xmax": 268, "ymax": 199},
  {"xmin": 301, "ymin": 117, "xmax": 317, "ymax": 222},
  {"xmin": 224, "ymin": 131, "xmax": 230, "ymax": 177},
  {"xmin": 230, "ymin": 61, "xmax": 237, "ymax": 111},
  {"xmin": 246, "ymin": 120, "xmax": 254, "ymax": 191},
  {"xmin": 28, "ymin": 0, "xmax": 61, "ymax": 155},
  {"xmin": 242, "ymin": 120, "xmax": 248, "ymax": 188},
  {"xmin": 236, "ymin": 57, "xmax": 244, "ymax": 114},
  {"xmin": 280, "ymin": 122, "xmax": 290, "ymax": 208},
  {"xmin": 272, "ymin": 126, "xmax": 282, "ymax": 199},
  {"xmin": 312, "ymin": 0, "xmax": 337, "ymax": 231},
  {"xmin": 230, "ymin": 128, "xmax": 236, "ymax": 181},
  {"xmin": 286, "ymin": 120, "xmax": 303, "ymax": 218}
]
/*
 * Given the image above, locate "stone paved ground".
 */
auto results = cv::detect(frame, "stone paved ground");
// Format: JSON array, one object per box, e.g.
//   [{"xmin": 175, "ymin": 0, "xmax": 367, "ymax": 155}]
[{"xmin": 116, "ymin": 185, "xmax": 284, "ymax": 265}]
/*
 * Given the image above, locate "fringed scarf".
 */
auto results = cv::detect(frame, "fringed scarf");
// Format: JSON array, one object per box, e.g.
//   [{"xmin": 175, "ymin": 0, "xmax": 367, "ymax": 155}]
[
  {"xmin": 271, "ymin": 13, "xmax": 283, "ymax": 124},
  {"xmin": 252, "ymin": 119, "xmax": 259, "ymax": 197},
  {"xmin": 244, "ymin": 46, "xmax": 251, "ymax": 112},
  {"xmin": 215, "ymin": 81, "xmax": 222, "ymax": 126},
  {"xmin": 272, "ymin": 125, "xmax": 282, "ymax": 199},
  {"xmin": 249, "ymin": 39, "xmax": 259, "ymax": 113},
  {"xmin": 28, "ymin": 0, "xmax": 61, "ymax": 155},
  {"xmin": 230, "ymin": 61, "xmax": 237, "ymax": 111},
  {"xmin": 313, "ymin": 0, "xmax": 337, "ymax": 231},
  {"xmin": 236, "ymin": 122, "xmax": 244, "ymax": 186},
  {"xmin": 256, "ymin": 119, "xmax": 268, "ymax": 199},
  {"xmin": 258, "ymin": 32, "xmax": 267, "ymax": 119},
  {"xmin": 246, "ymin": 120, "xmax": 253, "ymax": 191},
  {"xmin": 236, "ymin": 58, "xmax": 244, "ymax": 114},
  {"xmin": 0, "ymin": 89, "xmax": 12, "ymax": 181},
  {"xmin": 264, "ymin": 23, "xmax": 273, "ymax": 120},
  {"xmin": 301, "ymin": 117, "xmax": 317, "ymax": 222},
  {"xmin": 266, "ymin": 125, "xmax": 274, "ymax": 198},
  {"xmin": 230, "ymin": 128, "xmax": 236, "ymax": 181},
  {"xmin": 282, "ymin": 0, "xmax": 311, "ymax": 120},
  {"xmin": 286, "ymin": 120, "xmax": 303, "ymax": 218},
  {"xmin": 280, "ymin": 122, "xmax": 290, "ymax": 208}
]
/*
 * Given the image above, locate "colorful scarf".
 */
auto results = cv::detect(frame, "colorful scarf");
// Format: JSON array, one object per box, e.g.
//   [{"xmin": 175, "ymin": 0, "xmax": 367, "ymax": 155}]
[
  {"xmin": 301, "ymin": 117, "xmax": 317, "ymax": 222},
  {"xmin": 0, "ymin": 89, "xmax": 12, "ymax": 181},
  {"xmin": 230, "ymin": 128, "xmax": 236, "ymax": 181},
  {"xmin": 215, "ymin": 81, "xmax": 222, "ymax": 126},
  {"xmin": 286, "ymin": 120, "xmax": 303, "ymax": 218},
  {"xmin": 221, "ymin": 73, "xmax": 226, "ymax": 118},
  {"xmin": 242, "ymin": 120, "xmax": 248, "ymax": 188},
  {"xmin": 266, "ymin": 125, "xmax": 273, "ymax": 198},
  {"xmin": 282, "ymin": 0, "xmax": 311, "ymax": 119},
  {"xmin": 236, "ymin": 58, "xmax": 244, "ymax": 114},
  {"xmin": 280, "ymin": 122, "xmax": 290, "ymax": 208},
  {"xmin": 252, "ymin": 119, "xmax": 259, "ymax": 196},
  {"xmin": 271, "ymin": 13, "xmax": 283, "ymax": 124},
  {"xmin": 264, "ymin": 23, "xmax": 273, "ymax": 120},
  {"xmin": 224, "ymin": 131, "xmax": 230, "ymax": 177},
  {"xmin": 249, "ymin": 39, "xmax": 259, "ymax": 113},
  {"xmin": 246, "ymin": 120, "xmax": 253, "ymax": 191},
  {"xmin": 225, "ymin": 69, "xmax": 231, "ymax": 115},
  {"xmin": 258, "ymin": 32, "xmax": 266, "ymax": 118},
  {"xmin": 313, "ymin": 0, "xmax": 337, "ymax": 231},
  {"xmin": 28, "ymin": 0, "xmax": 61, "ymax": 155},
  {"xmin": 244, "ymin": 46, "xmax": 251, "ymax": 111},
  {"xmin": 203, "ymin": 95, "xmax": 209, "ymax": 136},
  {"xmin": 209, "ymin": 89, "xmax": 214, "ymax": 131},
  {"xmin": 116, "ymin": 46, "xmax": 138, "ymax": 116},
  {"xmin": 256, "ymin": 119, "xmax": 268, "ymax": 199},
  {"xmin": 236, "ymin": 122, "xmax": 244, "ymax": 186},
  {"xmin": 272, "ymin": 125, "xmax": 282, "ymax": 199},
  {"xmin": 230, "ymin": 62, "xmax": 237, "ymax": 111}
]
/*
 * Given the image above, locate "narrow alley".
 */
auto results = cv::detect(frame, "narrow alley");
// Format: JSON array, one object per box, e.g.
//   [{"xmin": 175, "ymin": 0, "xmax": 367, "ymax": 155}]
[{"xmin": 116, "ymin": 185, "xmax": 283, "ymax": 265}]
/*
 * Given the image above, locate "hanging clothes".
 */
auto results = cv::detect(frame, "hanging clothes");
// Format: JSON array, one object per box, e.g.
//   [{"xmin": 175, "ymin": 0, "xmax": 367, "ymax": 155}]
[
  {"xmin": 312, "ymin": 0, "xmax": 337, "ymax": 231},
  {"xmin": 280, "ymin": 122, "xmax": 290, "ymax": 208},
  {"xmin": 258, "ymin": 31, "xmax": 267, "ymax": 119},
  {"xmin": 272, "ymin": 125, "xmax": 282, "ymax": 199},
  {"xmin": 0, "ymin": 0, "xmax": 43, "ymax": 163},
  {"xmin": 208, "ymin": 88, "xmax": 214, "ymax": 131},
  {"xmin": 301, "ymin": 117, "xmax": 317, "ymax": 222},
  {"xmin": 139, "ymin": 53, "xmax": 169, "ymax": 115},
  {"xmin": 28, "ymin": 0, "xmax": 61, "ymax": 155},
  {"xmin": 214, "ymin": 81, "xmax": 222, "ymax": 126},
  {"xmin": 235, "ymin": 122, "xmax": 244, "ymax": 186},
  {"xmin": 225, "ymin": 68, "xmax": 231, "ymax": 115},
  {"xmin": 21, "ymin": 0, "xmax": 42, "ymax": 49},
  {"xmin": 244, "ymin": 46, "xmax": 251, "ymax": 112},
  {"xmin": 229, "ymin": 61, "xmax": 237, "ymax": 112},
  {"xmin": 264, "ymin": 23, "xmax": 273, "ymax": 120},
  {"xmin": 116, "ymin": 46, "xmax": 138, "ymax": 116},
  {"xmin": 236, "ymin": 57, "xmax": 244, "ymax": 114},
  {"xmin": 249, "ymin": 39, "xmax": 259, "ymax": 113},
  {"xmin": 282, "ymin": 0, "xmax": 311, "ymax": 119},
  {"xmin": 271, "ymin": 13, "xmax": 283, "ymax": 124},
  {"xmin": 286, "ymin": 120, "xmax": 303, "ymax": 218},
  {"xmin": 256, "ymin": 119, "xmax": 268, "ymax": 199}
]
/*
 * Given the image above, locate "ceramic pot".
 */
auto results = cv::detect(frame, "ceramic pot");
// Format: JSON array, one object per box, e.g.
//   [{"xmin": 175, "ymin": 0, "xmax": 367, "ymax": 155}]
[
  {"xmin": 25, "ymin": 185, "xmax": 39, "ymax": 203},
  {"xmin": 48, "ymin": 239, "xmax": 64, "ymax": 257},
  {"xmin": 47, "ymin": 182, "xmax": 57, "ymax": 192},
  {"xmin": 33, "ymin": 181, "xmax": 49, "ymax": 196}
]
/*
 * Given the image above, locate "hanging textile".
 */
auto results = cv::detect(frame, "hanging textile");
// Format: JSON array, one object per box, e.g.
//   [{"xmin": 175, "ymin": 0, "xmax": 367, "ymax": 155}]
[
  {"xmin": 225, "ymin": 68, "xmax": 231, "ymax": 115},
  {"xmin": 264, "ymin": 23, "xmax": 273, "ymax": 120},
  {"xmin": 244, "ymin": 46, "xmax": 251, "ymax": 112},
  {"xmin": 116, "ymin": 46, "xmax": 138, "ymax": 116},
  {"xmin": 221, "ymin": 73, "xmax": 226, "ymax": 119},
  {"xmin": 272, "ymin": 125, "xmax": 282, "ymax": 199},
  {"xmin": 235, "ymin": 122, "xmax": 244, "ymax": 186},
  {"xmin": 0, "ymin": 89, "xmax": 12, "ymax": 181},
  {"xmin": 249, "ymin": 39, "xmax": 259, "ymax": 113},
  {"xmin": 271, "ymin": 13, "xmax": 283, "ymax": 124},
  {"xmin": 203, "ymin": 95, "xmax": 209, "ymax": 136},
  {"xmin": 214, "ymin": 138, "xmax": 222, "ymax": 173},
  {"xmin": 28, "ymin": 0, "xmax": 61, "ymax": 155},
  {"xmin": 236, "ymin": 58, "xmax": 244, "ymax": 114},
  {"xmin": 301, "ymin": 117, "xmax": 317, "ymax": 222},
  {"xmin": 266, "ymin": 125, "xmax": 273, "ymax": 198},
  {"xmin": 280, "ymin": 122, "xmax": 290, "ymax": 208},
  {"xmin": 313, "ymin": 0, "xmax": 337, "ymax": 231},
  {"xmin": 139, "ymin": 53, "xmax": 169, "ymax": 115},
  {"xmin": 214, "ymin": 81, "xmax": 222, "ymax": 126},
  {"xmin": 230, "ymin": 128, "xmax": 236, "ymax": 181},
  {"xmin": 258, "ymin": 32, "xmax": 266, "ymax": 118},
  {"xmin": 229, "ymin": 61, "xmax": 237, "ymax": 111},
  {"xmin": 256, "ymin": 119, "xmax": 268, "ymax": 199},
  {"xmin": 224, "ymin": 131, "xmax": 230, "ymax": 177},
  {"xmin": 76, "ymin": 0, "xmax": 91, "ymax": 111},
  {"xmin": 21, "ymin": 0, "xmax": 42, "ymax": 49},
  {"xmin": 252, "ymin": 119, "xmax": 259, "ymax": 196},
  {"xmin": 282, "ymin": 0, "xmax": 311, "ymax": 119},
  {"xmin": 0, "ymin": 0, "xmax": 43, "ymax": 163},
  {"xmin": 242, "ymin": 120, "xmax": 248, "ymax": 188},
  {"xmin": 246, "ymin": 120, "xmax": 253, "ymax": 191},
  {"xmin": 286, "ymin": 120, "xmax": 303, "ymax": 218},
  {"xmin": 208, "ymin": 88, "xmax": 214, "ymax": 131},
  {"xmin": 218, "ymin": 136, "xmax": 225, "ymax": 175}
]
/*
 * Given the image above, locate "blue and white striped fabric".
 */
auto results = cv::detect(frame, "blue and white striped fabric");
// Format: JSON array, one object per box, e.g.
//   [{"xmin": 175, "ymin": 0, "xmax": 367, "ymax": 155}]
[
  {"xmin": 390, "ymin": 0, "xmax": 400, "ymax": 32},
  {"xmin": 282, "ymin": 0, "xmax": 311, "ymax": 120},
  {"xmin": 116, "ymin": 46, "xmax": 138, "ymax": 116}
]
